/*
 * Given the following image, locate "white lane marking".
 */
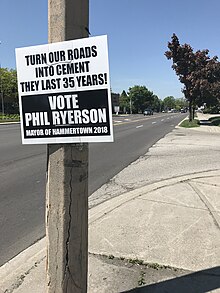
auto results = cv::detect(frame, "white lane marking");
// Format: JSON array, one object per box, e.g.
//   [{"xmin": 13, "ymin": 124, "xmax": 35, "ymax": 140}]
[
  {"xmin": 124, "ymin": 119, "xmax": 131, "ymax": 121},
  {"xmin": 114, "ymin": 120, "xmax": 123, "ymax": 123},
  {"xmin": 161, "ymin": 119, "xmax": 164, "ymax": 121},
  {"xmin": 167, "ymin": 117, "xmax": 170, "ymax": 120},
  {"xmin": 152, "ymin": 121, "xmax": 156, "ymax": 124},
  {"xmin": 136, "ymin": 125, "xmax": 143, "ymax": 128}
]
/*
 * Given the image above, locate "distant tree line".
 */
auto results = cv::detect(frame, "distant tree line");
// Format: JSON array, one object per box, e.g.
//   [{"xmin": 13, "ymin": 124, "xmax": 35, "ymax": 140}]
[
  {"xmin": 0, "ymin": 68, "xmax": 18, "ymax": 114},
  {"xmin": 116, "ymin": 86, "xmax": 187, "ymax": 114}
]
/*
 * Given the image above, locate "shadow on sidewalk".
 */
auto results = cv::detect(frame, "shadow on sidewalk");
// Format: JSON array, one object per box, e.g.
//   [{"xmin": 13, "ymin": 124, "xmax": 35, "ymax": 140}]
[{"xmin": 124, "ymin": 266, "xmax": 220, "ymax": 293}]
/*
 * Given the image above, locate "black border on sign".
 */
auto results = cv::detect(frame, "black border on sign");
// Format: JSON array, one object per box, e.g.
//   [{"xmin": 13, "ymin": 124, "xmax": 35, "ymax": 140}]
[{"xmin": 21, "ymin": 89, "xmax": 111, "ymax": 139}]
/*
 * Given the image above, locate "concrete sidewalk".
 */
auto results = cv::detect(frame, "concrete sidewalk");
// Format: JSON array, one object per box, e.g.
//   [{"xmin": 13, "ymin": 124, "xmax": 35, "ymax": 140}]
[{"xmin": 1, "ymin": 113, "xmax": 220, "ymax": 292}]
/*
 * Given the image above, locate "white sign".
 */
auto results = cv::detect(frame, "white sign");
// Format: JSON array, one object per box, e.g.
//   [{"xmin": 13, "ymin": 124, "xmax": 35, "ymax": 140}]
[{"xmin": 15, "ymin": 35, "xmax": 113, "ymax": 144}]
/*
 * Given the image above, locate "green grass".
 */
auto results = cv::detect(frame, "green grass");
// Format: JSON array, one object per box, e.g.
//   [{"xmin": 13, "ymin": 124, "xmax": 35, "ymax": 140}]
[
  {"xmin": 208, "ymin": 116, "xmax": 220, "ymax": 126},
  {"xmin": 180, "ymin": 119, "xmax": 200, "ymax": 128},
  {"xmin": 0, "ymin": 114, "xmax": 20, "ymax": 122}
]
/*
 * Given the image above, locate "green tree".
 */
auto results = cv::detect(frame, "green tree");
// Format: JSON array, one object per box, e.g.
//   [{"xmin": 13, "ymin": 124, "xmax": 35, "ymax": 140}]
[
  {"xmin": 163, "ymin": 96, "xmax": 176, "ymax": 110},
  {"xmin": 128, "ymin": 85, "xmax": 155, "ymax": 113},
  {"xmin": 0, "ymin": 68, "xmax": 18, "ymax": 114},
  {"xmin": 175, "ymin": 97, "xmax": 188, "ymax": 111},
  {"xmin": 152, "ymin": 95, "xmax": 161, "ymax": 112},
  {"xmin": 119, "ymin": 90, "xmax": 130, "ymax": 113}
]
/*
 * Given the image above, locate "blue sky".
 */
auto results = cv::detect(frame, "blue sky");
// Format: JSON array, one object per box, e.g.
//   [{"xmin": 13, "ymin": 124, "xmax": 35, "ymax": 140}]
[{"xmin": 1, "ymin": 0, "xmax": 220, "ymax": 99}]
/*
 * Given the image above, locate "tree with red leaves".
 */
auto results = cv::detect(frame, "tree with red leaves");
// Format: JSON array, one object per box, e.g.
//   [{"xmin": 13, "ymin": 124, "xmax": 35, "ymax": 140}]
[{"xmin": 165, "ymin": 34, "xmax": 220, "ymax": 121}]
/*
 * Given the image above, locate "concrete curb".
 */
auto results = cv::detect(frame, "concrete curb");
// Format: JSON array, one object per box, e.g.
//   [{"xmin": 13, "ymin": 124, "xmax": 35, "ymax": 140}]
[
  {"xmin": 0, "ymin": 121, "xmax": 20, "ymax": 125},
  {"xmin": 0, "ymin": 238, "xmax": 46, "ymax": 293},
  {"xmin": 89, "ymin": 169, "xmax": 220, "ymax": 224}
]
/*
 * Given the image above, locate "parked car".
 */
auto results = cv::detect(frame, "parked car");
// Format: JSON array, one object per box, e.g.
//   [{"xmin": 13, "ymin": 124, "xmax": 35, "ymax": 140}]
[
  {"xmin": 143, "ymin": 108, "xmax": 153, "ymax": 115},
  {"xmin": 180, "ymin": 108, "xmax": 187, "ymax": 113}
]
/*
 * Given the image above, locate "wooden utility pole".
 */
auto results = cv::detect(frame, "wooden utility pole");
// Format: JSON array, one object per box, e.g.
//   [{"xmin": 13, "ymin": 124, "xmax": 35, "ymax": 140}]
[{"xmin": 46, "ymin": 1, "xmax": 89, "ymax": 292}]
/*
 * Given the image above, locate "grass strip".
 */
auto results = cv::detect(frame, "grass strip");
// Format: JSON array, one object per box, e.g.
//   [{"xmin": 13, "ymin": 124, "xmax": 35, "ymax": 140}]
[{"xmin": 180, "ymin": 119, "xmax": 200, "ymax": 128}]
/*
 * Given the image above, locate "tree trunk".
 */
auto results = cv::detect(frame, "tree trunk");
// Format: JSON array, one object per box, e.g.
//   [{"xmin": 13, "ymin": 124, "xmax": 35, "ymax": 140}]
[
  {"xmin": 192, "ymin": 106, "xmax": 195, "ymax": 120},
  {"xmin": 189, "ymin": 98, "xmax": 193, "ymax": 122}
]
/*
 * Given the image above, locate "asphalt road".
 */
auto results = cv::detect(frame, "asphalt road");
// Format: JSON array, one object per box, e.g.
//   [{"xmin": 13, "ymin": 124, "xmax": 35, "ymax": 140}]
[
  {"xmin": 0, "ymin": 112, "xmax": 186, "ymax": 265},
  {"xmin": 89, "ymin": 112, "xmax": 187, "ymax": 194}
]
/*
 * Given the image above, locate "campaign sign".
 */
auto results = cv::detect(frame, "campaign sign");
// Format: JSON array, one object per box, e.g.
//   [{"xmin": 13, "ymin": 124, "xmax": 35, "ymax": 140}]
[{"xmin": 15, "ymin": 35, "xmax": 113, "ymax": 144}]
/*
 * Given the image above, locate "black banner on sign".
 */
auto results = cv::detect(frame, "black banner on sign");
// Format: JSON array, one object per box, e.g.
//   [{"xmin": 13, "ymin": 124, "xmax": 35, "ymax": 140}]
[{"xmin": 21, "ymin": 89, "xmax": 110, "ymax": 139}]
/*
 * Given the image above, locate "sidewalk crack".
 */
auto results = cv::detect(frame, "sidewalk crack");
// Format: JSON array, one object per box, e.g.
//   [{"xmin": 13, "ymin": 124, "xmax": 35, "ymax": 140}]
[
  {"xmin": 137, "ymin": 197, "xmax": 209, "ymax": 211},
  {"xmin": 188, "ymin": 182, "xmax": 220, "ymax": 230}
]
